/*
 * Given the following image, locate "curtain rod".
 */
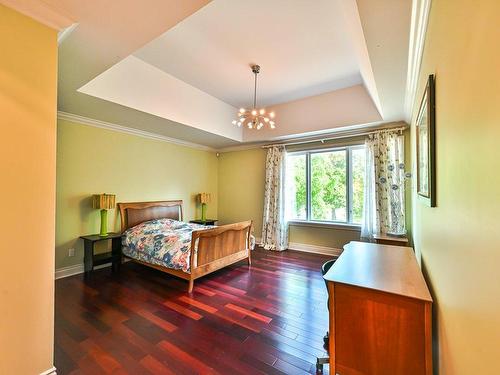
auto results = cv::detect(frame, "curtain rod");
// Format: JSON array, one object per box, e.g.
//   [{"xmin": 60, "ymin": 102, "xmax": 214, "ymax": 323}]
[{"xmin": 261, "ymin": 125, "xmax": 408, "ymax": 149}]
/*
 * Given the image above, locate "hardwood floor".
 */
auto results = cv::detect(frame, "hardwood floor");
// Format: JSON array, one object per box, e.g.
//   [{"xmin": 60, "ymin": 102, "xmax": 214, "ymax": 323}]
[{"xmin": 55, "ymin": 247, "xmax": 333, "ymax": 374}]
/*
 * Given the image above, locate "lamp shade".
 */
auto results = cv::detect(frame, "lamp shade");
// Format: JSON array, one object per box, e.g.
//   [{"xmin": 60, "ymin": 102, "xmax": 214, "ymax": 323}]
[
  {"xmin": 197, "ymin": 193, "xmax": 211, "ymax": 204},
  {"xmin": 92, "ymin": 194, "xmax": 116, "ymax": 209}
]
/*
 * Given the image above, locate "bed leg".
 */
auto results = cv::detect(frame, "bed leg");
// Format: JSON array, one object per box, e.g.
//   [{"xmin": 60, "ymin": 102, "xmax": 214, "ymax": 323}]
[
  {"xmin": 247, "ymin": 255, "xmax": 252, "ymax": 266},
  {"xmin": 188, "ymin": 279, "xmax": 194, "ymax": 293}
]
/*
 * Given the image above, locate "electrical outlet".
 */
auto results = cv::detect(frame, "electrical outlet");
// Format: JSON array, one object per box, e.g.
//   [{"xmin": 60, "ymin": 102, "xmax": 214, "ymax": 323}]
[{"xmin": 68, "ymin": 248, "xmax": 75, "ymax": 257}]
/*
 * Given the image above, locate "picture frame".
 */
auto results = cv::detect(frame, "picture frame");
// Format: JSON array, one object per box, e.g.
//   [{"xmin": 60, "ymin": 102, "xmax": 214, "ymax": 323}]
[{"xmin": 416, "ymin": 74, "xmax": 436, "ymax": 207}]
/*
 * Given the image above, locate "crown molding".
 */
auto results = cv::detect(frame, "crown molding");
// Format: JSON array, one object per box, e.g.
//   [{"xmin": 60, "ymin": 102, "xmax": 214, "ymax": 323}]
[
  {"xmin": 216, "ymin": 142, "xmax": 266, "ymax": 153},
  {"xmin": 57, "ymin": 113, "xmax": 407, "ymax": 155},
  {"xmin": 217, "ymin": 121, "xmax": 408, "ymax": 153},
  {"xmin": 58, "ymin": 23, "xmax": 78, "ymax": 44},
  {"xmin": 404, "ymin": 0, "xmax": 432, "ymax": 123},
  {"xmin": 0, "ymin": 0, "xmax": 74, "ymax": 30},
  {"xmin": 57, "ymin": 112, "xmax": 216, "ymax": 152}
]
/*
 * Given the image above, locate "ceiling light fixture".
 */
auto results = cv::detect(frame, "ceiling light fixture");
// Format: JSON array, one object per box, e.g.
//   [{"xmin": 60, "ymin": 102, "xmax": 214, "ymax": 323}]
[{"xmin": 232, "ymin": 64, "xmax": 276, "ymax": 130}]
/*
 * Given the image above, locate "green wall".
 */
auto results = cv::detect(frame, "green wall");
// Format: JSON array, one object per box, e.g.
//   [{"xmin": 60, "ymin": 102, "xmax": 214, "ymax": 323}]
[
  {"xmin": 217, "ymin": 133, "xmax": 412, "ymax": 251},
  {"xmin": 217, "ymin": 149, "xmax": 267, "ymax": 234},
  {"xmin": 411, "ymin": 0, "xmax": 500, "ymax": 373},
  {"xmin": 57, "ymin": 120, "xmax": 412, "ymax": 269},
  {"xmin": 56, "ymin": 119, "xmax": 218, "ymax": 269},
  {"xmin": 217, "ymin": 148, "xmax": 361, "ymax": 250},
  {"xmin": 288, "ymin": 224, "xmax": 360, "ymax": 249}
]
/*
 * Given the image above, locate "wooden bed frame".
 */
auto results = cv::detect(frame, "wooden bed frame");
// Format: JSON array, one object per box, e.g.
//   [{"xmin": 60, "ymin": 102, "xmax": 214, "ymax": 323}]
[{"xmin": 117, "ymin": 200, "xmax": 252, "ymax": 292}]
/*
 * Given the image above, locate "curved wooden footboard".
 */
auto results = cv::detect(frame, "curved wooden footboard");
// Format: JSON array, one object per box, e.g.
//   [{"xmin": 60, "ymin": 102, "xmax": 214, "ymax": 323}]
[{"xmin": 188, "ymin": 220, "xmax": 252, "ymax": 292}]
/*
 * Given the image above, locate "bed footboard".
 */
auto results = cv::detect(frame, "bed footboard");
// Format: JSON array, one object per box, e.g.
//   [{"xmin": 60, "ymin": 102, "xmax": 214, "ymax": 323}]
[{"xmin": 188, "ymin": 220, "xmax": 252, "ymax": 292}]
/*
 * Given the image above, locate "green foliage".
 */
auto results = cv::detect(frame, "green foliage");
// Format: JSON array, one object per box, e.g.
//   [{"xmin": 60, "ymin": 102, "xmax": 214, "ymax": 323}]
[
  {"xmin": 288, "ymin": 149, "xmax": 365, "ymax": 223},
  {"xmin": 289, "ymin": 155, "xmax": 306, "ymax": 218},
  {"xmin": 351, "ymin": 149, "xmax": 365, "ymax": 223},
  {"xmin": 311, "ymin": 151, "xmax": 346, "ymax": 220}
]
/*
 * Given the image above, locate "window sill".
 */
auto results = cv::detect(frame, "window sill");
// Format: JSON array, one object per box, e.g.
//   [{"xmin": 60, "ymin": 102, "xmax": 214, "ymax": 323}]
[{"xmin": 288, "ymin": 220, "xmax": 361, "ymax": 232}]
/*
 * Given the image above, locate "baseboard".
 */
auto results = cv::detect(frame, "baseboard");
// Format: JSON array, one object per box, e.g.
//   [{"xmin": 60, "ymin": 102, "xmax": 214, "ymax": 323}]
[
  {"xmin": 56, "ymin": 242, "xmax": 339, "ymax": 279},
  {"xmin": 55, "ymin": 262, "xmax": 112, "ymax": 280},
  {"xmin": 288, "ymin": 242, "xmax": 342, "ymax": 257},
  {"xmin": 40, "ymin": 366, "xmax": 57, "ymax": 375},
  {"xmin": 256, "ymin": 237, "xmax": 342, "ymax": 256}
]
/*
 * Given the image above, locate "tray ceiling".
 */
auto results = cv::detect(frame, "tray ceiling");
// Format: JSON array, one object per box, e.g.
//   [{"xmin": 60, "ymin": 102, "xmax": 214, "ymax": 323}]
[
  {"xmin": 5, "ymin": 0, "xmax": 412, "ymax": 149},
  {"xmin": 134, "ymin": 0, "xmax": 362, "ymax": 108}
]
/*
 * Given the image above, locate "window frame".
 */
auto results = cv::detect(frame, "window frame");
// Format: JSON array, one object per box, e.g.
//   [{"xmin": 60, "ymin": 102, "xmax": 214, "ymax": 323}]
[{"xmin": 286, "ymin": 144, "xmax": 365, "ymax": 228}]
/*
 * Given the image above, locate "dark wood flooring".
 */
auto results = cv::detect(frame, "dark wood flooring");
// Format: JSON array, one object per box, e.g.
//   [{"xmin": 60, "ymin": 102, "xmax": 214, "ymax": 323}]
[{"xmin": 55, "ymin": 247, "xmax": 333, "ymax": 374}]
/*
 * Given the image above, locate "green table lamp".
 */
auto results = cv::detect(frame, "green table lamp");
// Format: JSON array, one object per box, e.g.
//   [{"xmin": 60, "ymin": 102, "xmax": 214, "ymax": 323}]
[
  {"xmin": 197, "ymin": 192, "xmax": 211, "ymax": 222},
  {"xmin": 92, "ymin": 193, "xmax": 116, "ymax": 236}
]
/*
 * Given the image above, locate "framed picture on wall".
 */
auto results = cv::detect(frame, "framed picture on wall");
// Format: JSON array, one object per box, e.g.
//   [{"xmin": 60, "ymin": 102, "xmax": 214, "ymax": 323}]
[{"xmin": 416, "ymin": 74, "xmax": 436, "ymax": 207}]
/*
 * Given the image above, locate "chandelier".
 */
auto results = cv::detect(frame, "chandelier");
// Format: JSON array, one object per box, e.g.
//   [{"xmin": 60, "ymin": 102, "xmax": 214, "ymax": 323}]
[{"xmin": 232, "ymin": 65, "xmax": 276, "ymax": 130}]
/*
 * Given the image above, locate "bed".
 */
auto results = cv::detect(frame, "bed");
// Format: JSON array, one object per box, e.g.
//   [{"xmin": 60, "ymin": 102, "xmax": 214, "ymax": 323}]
[{"xmin": 117, "ymin": 200, "xmax": 252, "ymax": 292}]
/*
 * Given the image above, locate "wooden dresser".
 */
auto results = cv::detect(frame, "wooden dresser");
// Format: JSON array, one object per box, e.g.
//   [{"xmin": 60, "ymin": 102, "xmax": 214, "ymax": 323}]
[{"xmin": 324, "ymin": 241, "xmax": 432, "ymax": 375}]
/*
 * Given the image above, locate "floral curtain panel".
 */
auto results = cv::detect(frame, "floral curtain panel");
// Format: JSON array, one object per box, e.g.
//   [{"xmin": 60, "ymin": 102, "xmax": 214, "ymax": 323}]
[
  {"xmin": 261, "ymin": 146, "xmax": 289, "ymax": 251},
  {"xmin": 361, "ymin": 130, "xmax": 406, "ymax": 239}
]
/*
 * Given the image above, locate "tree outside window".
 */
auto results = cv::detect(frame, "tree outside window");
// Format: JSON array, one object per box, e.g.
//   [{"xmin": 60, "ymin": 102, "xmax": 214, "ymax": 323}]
[{"xmin": 285, "ymin": 145, "xmax": 365, "ymax": 225}]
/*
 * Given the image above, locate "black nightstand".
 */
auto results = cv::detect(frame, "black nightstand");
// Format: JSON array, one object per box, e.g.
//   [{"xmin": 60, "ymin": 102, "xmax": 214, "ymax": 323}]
[
  {"xmin": 189, "ymin": 219, "xmax": 218, "ymax": 226},
  {"xmin": 79, "ymin": 233, "xmax": 122, "ymax": 275}
]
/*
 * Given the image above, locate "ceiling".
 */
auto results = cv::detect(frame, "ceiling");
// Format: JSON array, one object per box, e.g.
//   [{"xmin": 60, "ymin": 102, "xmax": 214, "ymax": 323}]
[
  {"xmin": 4, "ymin": 0, "xmax": 413, "ymax": 150},
  {"xmin": 134, "ymin": 0, "xmax": 362, "ymax": 108}
]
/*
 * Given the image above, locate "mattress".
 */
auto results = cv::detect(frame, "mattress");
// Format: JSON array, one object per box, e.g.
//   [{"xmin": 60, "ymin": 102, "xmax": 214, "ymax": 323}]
[{"xmin": 122, "ymin": 218, "xmax": 208, "ymax": 273}]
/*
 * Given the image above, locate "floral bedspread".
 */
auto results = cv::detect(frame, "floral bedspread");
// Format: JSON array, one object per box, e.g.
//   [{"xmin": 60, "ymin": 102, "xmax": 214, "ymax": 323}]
[{"xmin": 122, "ymin": 218, "xmax": 209, "ymax": 273}]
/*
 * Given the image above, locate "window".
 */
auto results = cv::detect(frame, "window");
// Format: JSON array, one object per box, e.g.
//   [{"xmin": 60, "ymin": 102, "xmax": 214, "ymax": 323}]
[{"xmin": 285, "ymin": 145, "xmax": 365, "ymax": 225}]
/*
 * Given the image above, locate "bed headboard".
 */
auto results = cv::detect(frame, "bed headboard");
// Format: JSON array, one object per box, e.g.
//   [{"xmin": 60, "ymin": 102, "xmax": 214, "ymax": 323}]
[{"xmin": 117, "ymin": 200, "xmax": 183, "ymax": 233}]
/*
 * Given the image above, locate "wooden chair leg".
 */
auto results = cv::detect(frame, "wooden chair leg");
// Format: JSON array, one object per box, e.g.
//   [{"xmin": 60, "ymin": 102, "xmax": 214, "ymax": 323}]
[{"xmin": 188, "ymin": 279, "xmax": 194, "ymax": 293}]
